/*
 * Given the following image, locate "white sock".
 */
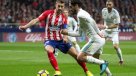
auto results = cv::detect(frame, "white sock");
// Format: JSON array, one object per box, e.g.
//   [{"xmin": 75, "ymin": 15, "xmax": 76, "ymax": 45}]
[
  {"xmin": 116, "ymin": 48, "xmax": 123, "ymax": 61},
  {"xmin": 75, "ymin": 44, "xmax": 80, "ymax": 53},
  {"xmin": 87, "ymin": 56, "xmax": 104, "ymax": 64},
  {"xmin": 105, "ymin": 67, "xmax": 112, "ymax": 76}
]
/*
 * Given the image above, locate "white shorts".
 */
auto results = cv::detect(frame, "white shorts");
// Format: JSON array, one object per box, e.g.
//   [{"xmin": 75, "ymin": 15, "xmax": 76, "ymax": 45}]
[
  {"xmin": 68, "ymin": 36, "xmax": 77, "ymax": 42},
  {"xmin": 104, "ymin": 30, "xmax": 119, "ymax": 44},
  {"xmin": 81, "ymin": 35, "xmax": 105, "ymax": 55}
]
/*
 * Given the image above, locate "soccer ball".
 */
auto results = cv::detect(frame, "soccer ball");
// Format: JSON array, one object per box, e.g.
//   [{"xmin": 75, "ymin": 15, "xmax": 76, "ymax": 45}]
[
  {"xmin": 37, "ymin": 70, "xmax": 49, "ymax": 76},
  {"xmin": 25, "ymin": 28, "xmax": 31, "ymax": 33}
]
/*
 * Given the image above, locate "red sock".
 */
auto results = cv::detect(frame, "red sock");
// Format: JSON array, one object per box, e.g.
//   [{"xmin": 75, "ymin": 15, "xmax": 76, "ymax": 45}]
[
  {"xmin": 48, "ymin": 52, "xmax": 59, "ymax": 71},
  {"xmin": 77, "ymin": 61, "xmax": 88, "ymax": 72}
]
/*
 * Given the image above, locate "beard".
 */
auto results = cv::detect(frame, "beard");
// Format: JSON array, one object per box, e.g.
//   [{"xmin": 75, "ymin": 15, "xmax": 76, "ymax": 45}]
[
  {"xmin": 57, "ymin": 9, "xmax": 63, "ymax": 14},
  {"xmin": 107, "ymin": 7, "xmax": 112, "ymax": 10}
]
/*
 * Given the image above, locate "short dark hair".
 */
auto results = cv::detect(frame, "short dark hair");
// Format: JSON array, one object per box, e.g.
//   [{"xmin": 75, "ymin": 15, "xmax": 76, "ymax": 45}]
[
  {"xmin": 56, "ymin": 0, "xmax": 65, "ymax": 3},
  {"xmin": 71, "ymin": 0, "xmax": 82, "ymax": 7}
]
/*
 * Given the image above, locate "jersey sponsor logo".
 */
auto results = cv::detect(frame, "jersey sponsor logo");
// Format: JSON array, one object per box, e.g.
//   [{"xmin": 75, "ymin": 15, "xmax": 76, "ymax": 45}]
[{"xmin": 50, "ymin": 26, "xmax": 60, "ymax": 31}]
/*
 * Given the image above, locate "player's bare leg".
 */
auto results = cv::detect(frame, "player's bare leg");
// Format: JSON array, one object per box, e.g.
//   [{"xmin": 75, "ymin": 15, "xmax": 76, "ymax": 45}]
[
  {"xmin": 72, "ymin": 41, "xmax": 81, "ymax": 53},
  {"xmin": 45, "ymin": 45, "xmax": 62, "ymax": 76},
  {"xmin": 68, "ymin": 47, "xmax": 93, "ymax": 76},
  {"xmin": 113, "ymin": 43, "xmax": 123, "ymax": 65},
  {"xmin": 77, "ymin": 52, "xmax": 108, "ymax": 76}
]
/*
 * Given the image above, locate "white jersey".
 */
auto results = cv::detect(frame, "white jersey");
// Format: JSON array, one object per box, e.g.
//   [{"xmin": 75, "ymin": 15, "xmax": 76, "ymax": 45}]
[
  {"xmin": 102, "ymin": 8, "xmax": 120, "ymax": 32},
  {"xmin": 68, "ymin": 8, "xmax": 105, "ymax": 55},
  {"xmin": 77, "ymin": 8, "xmax": 101, "ymax": 38},
  {"xmin": 67, "ymin": 17, "xmax": 78, "ymax": 32}
]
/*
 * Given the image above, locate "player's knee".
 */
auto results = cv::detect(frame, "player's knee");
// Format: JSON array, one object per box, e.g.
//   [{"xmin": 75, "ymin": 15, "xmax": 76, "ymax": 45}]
[
  {"xmin": 46, "ymin": 50, "xmax": 54, "ymax": 53},
  {"xmin": 44, "ymin": 48, "xmax": 54, "ymax": 53},
  {"xmin": 77, "ymin": 55, "xmax": 85, "ymax": 62},
  {"xmin": 44, "ymin": 46, "xmax": 54, "ymax": 52},
  {"xmin": 77, "ymin": 56, "xmax": 82, "ymax": 61}
]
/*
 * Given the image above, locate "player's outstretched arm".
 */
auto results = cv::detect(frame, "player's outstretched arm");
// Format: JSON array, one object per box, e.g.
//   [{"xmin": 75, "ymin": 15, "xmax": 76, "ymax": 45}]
[{"xmin": 19, "ymin": 18, "xmax": 39, "ymax": 31}]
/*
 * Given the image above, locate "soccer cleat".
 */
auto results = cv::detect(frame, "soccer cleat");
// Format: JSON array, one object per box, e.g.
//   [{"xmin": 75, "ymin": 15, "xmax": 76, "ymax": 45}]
[
  {"xmin": 119, "ymin": 61, "xmax": 123, "ymax": 65},
  {"xmin": 86, "ymin": 71, "xmax": 94, "ymax": 76},
  {"xmin": 100, "ymin": 61, "xmax": 108, "ymax": 76},
  {"xmin": 54, "ymin": 71, "xmax": 62, "ymax": 76}
]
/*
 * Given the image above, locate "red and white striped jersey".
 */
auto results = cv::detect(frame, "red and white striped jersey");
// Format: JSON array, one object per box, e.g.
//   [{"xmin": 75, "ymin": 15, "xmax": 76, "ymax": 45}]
[{"xmin": 38, "ymin": 10, "xmax": 67, "ymax": 41}]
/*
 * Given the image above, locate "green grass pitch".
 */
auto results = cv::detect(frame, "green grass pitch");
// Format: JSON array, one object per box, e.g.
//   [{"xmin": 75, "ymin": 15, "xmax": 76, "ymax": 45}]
[{"xmin": 0, "ymin": 41, "xmax": 136, "ymax": 76}]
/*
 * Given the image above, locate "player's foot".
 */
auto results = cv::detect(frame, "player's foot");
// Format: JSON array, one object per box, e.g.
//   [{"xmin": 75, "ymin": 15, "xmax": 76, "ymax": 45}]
[
  {"xmin": 86, "ymin": 71, "xmax": 93, "ymax": 76},
  {"xmin": 54, "ymin": 71, "xmax": 62, "ymax": 76},
  {"xmin": 119, "ymin": 60, "xmax": 123, "ymax": 65},
  {"xmin": 100, "ymin": 61, "xmax": 108, "ymax": 76}
]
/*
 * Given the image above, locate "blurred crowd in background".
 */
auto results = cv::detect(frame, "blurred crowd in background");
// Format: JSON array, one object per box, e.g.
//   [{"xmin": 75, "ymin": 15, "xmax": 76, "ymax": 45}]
[{"xmin": 0, "ymin": 0, "xmax": 136, "ymax": 32}]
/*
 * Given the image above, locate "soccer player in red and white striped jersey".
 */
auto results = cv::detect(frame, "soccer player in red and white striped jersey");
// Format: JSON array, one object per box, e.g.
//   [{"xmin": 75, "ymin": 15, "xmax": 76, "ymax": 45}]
[
  {"xmin": 19, "ymin": 0, "xmax": 92, "ymax": 76},
  {"xmin": 38, "ymin": 9, "xmax": 67, "ymax": 41}
]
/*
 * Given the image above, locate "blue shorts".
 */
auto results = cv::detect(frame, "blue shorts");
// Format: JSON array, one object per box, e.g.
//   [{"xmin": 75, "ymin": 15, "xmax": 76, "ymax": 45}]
[{"xmin": 44, "ymin": 40, "xmax": 72, "ymax": 53}]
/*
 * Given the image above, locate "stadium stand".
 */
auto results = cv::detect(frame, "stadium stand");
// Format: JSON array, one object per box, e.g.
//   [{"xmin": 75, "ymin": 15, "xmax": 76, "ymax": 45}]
[{"xmin": 0, "ymin": 0, "xmax": 136, "ymax": 32}]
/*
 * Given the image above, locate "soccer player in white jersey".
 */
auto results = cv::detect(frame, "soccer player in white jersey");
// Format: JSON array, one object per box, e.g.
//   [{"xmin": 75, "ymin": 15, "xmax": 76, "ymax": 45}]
[
  {"xmin": 63, "ymin": 8, "xmax": 81, "ymax": 53},
  {"xmin": 101, "ymin": 0, "xmax": 123, "ymax": 64},
  {"xmin": 61, "ymin": 0, "xmax": 112, "ymax": 76}
]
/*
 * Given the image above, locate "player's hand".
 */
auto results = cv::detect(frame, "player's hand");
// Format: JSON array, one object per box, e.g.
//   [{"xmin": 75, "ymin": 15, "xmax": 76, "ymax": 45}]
[
  {"xmin": 61, "ymin": 30, "xmax": 68, "ymax": 35},
  {"xmin": 19, "ymin": 26, "xmax": 27, "ymax": 31}
]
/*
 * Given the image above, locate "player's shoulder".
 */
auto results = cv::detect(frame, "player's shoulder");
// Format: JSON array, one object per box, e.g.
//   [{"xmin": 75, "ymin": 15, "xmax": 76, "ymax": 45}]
[
  {"xmin": 112, "ymin": 8, "xmax": 119, "ymax": 13},
  {"xmin": 78, "ymin": 9, "xmax": 90, "ymax": 18},
  {"xmin": 112, "ymin": 8, "xmax": 120, "ymax": 16},
  {"xmin": 78, "ymin": 9, "xmax": 88, "ymax": 15},
  {"xmin": 102, "ymin": 8, "xmax": 107, "ymax": 11},
  {"xmin": 102, "ymin": 8, "xmax": 107, "ymax": 15}
]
